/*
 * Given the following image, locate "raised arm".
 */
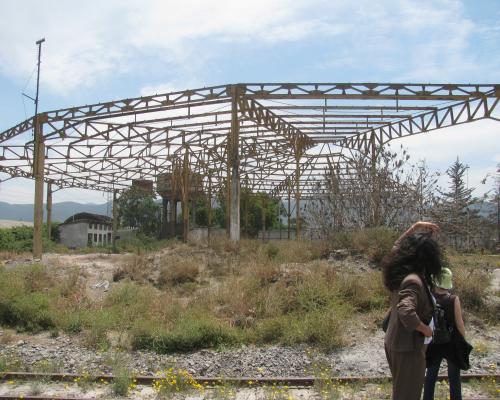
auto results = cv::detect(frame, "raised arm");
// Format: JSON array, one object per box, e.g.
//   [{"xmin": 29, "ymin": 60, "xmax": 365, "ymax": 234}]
[{"xmin": 393, "ymin": 221, "xmax": 440, "ymax": 251}]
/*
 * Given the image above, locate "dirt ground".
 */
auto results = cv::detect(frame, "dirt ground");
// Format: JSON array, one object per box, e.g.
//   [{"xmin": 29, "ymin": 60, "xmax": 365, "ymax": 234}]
[{"xmin": 0, "ymin": 249, "xmax": 498, "ymax": 399}]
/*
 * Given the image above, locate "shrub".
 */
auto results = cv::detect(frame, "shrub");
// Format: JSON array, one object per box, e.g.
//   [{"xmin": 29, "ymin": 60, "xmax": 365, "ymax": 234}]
[
  {"xmin": 266, "ymin": 243, "xmax": 279, "ymax": 260},
  {"xmin": 132, "ymin": 316, "xmax": 236, "ymax": 353},
  {"xmin": 333, "ymin": 271, "xmax": 387, "ymax": 311},
  {"xmin": 328, "ymin": 227, "xmax": 397, "ymax": 264},
  {"xmin": 254, "ymin": 318, "xmax": 285, "ymax": 343},
  {"xmin": 349, "ymin": 227, "xmax": 397, "ymax": 264},
  {"xmin": 0, "ymin": 294, "xmax": 54, "ymax": 332},
  {"xmin": 158, "ymin": 259, "xmax": 199, "ymax": 287},
  {"xmin": 453, "ymin": 267, "xmax": 490, "ymax": 312},
  {"xmin": 112, "ymin": 367, "xmax": 133, "ymax": 396},
  {"xmin": 62, "ymin": 313, "xmax": 84, "ymax": 334},
  {"xmin": 113, "ymin": 254, "xmax": 151, "ymax": 283},
  {"xmin": 282, "ymin": 309, "xmax": 346, "ymax": 351}
]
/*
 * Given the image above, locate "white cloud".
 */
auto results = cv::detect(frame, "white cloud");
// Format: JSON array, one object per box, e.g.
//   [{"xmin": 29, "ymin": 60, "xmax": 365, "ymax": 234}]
[
  {"xmin": 1, "ymin": 0, "xmax": 497, "ymax": 96},
  {"xmin": 139, "ymin": 80, "xmax": 202, "ymax": 97},
  {"xmin": 0, "ymin": 0, "xmax": 329, "ymax": 96}
]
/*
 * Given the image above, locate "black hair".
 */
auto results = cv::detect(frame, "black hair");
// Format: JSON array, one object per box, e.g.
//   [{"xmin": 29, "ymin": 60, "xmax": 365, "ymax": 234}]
[{"xmin": 382, "ymin": 233, "xmax": 443, "ymax": 291}]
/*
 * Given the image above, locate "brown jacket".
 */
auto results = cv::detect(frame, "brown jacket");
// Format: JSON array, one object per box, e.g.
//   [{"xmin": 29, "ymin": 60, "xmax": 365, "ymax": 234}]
[{"xmin": 384, "ymin": 273, "xmax": 433, "ymax": 352}]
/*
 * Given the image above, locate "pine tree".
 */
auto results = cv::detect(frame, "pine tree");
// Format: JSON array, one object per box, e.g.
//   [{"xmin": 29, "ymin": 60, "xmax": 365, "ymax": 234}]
[{"xmin": 433, "ymin": 158, "xmax": 480, "ymax": 250}]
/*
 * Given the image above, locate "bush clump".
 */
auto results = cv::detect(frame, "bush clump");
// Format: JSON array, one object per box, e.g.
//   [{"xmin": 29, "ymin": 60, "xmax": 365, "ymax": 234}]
[
  {"xmin": 0, "ymin": 264, "xmax": 55, "ymax": 332},
  {"xmin": 132, "ymin": 317, "xmax": 237, "ymax": 353},
  {"xmin": 452, "ymin": 267, "xmax": 490, "ymax": 312},
  {"xmin": 158, "ymin": 259, "xmax": 199, "ymax": 287}
]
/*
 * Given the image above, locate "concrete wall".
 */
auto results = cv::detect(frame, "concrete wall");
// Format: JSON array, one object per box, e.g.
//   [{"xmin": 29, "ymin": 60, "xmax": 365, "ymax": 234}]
[
  {"xmin": 187, "ymin": 227, "xmax": 225, "ymax": 243},
  {"xmin": 115, "ymin": 228, "xmax": 137, "ymax": 243},
  {"xmin": 59, "ymin": 222, "xmax": 88, "ymax": 248},
  {"xmin": 257, "ymin": 229, "xmax": 321, "ymax": 240}
]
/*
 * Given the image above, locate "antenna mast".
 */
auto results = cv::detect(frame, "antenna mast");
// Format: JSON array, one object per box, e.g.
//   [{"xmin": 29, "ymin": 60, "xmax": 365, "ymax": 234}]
[{"xmin": 34, "ymin": 38, "xmax": 45, "ymax": 118}]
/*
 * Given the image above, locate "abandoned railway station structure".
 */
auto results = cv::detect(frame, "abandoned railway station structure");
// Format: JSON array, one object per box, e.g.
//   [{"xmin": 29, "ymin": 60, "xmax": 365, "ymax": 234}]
[{"xmin": 0, "ymin": 83, "xmax": 499, "ymax": 257}]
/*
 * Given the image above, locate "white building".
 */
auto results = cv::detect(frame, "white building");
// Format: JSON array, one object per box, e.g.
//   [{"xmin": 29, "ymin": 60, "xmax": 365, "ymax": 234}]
[{"xmin": 59, "ymin": 213, "xmax": 112, "ymax": 248}]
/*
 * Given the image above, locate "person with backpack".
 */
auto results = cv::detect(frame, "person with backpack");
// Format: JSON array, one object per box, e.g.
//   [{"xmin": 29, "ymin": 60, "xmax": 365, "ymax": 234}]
[
  {"xmin": 423, "ymin": 267, "xmax": 468, "ymax": 400},
  {"xmin": 382, "ymin": 221, "xmax": 443, "ymax": 400}
]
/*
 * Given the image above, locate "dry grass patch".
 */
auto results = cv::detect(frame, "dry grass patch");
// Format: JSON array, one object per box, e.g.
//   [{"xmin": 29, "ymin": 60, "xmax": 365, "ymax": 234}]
[
  {"xmin": 158, "ymin": 258, "xmax": 200, "ymax": 287},
  {"xmin": 112, "ymin": 253, "xmax": 153, "ymax": 283}
]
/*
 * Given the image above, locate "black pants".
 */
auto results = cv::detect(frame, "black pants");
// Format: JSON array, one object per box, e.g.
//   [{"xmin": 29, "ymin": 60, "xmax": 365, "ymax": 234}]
[{"xmin": 423, "ymin": 357, "xmax": 462, "ymax": 400}]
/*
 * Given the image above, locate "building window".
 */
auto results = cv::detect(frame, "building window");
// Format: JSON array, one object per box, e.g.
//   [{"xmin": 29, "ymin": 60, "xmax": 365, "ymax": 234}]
[
  {"xmin": 88, "ymin": 233, "xmax": 92, "ymax": 246},
  {"xmin": 94, "ymin": 233, "xmax": 97, "ymax": 242},
  {"xmin": 99, "ymin": 234, "xmax": 102, "ymax": 243},
  {"xmin": 89, "ymin": 223, "xmax": 92, "ymax": 229},
  {"xmin": 108, "ymin": 233, "xmax": 112, "ymax": 243}
]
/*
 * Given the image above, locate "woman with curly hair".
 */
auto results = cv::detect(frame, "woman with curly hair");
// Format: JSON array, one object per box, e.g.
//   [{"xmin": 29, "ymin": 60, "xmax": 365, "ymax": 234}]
[{"xmin": 383, "ymin": 221, "xmax": 443, "ymax": 400}]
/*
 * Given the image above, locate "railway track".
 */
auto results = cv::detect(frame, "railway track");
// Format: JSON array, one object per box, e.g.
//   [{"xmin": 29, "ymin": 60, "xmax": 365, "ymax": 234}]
[
  {"xmin": 1, "ymin": 371, "xmax": 498, "ymax": 385},
  {"xmin": 0, "ymin": 372, "xmax": 498, "ymax": 400}
]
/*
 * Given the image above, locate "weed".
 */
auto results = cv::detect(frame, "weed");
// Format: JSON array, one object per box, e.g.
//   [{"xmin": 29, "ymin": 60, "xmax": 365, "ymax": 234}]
[
  {"xmin": 264, "ymin": 382, "xmax": 295, "ymax": 400},
  {"xmin": 28, "ymin": 380, "xmax": 43, "ymax": 396},
  {"xmin": 132, "ymin": 316, "xmax": 237, "ymax": 353},
  {"xmin": 32, "ymin": 359, "xmax": 61, "ymax": 374},
  {"xmin": 0, "ymin": 355, "xmax": 24, "ymax": 372},
  {"xmin": 113, "ymin": 253, "xmax": 151, "ymax": 283},
  {"xmin": 333, "ymin": 270, "xmax": 387, "ymax": 311},
  {"xmin": 207, "ymin": 380, "xmax": 237, "ymax": 399},
  {"xmin": 472, "ymin": 340, "xmax": 490, "ymax": 355},
  {"xmin": 158, "ymin": 258, "xmax": 199, "ymax": 286},
  {"xmin": 283, "ymin": 309, "xmax": 347, "ymax": 351},
  {"xmin": 73, "ymin": 370, "xmax": 94, "ymax": 392},
  {"xmin": 112, "ymin": 367, "xmax": 134, "ymax": 396},
  {"xmin": 328, "ymin": 227, "xmax": 397, "ymax": 264},
  {"xmin": 266, "ymin": 243, "xmax": 280, "ymax": 260},
  {"xmin": 452, "ymin": 267, "xmax": 490, "ymax": 312},
  {"xmin": 152, "ymin": 367, "xmax": 204, "ymax": 396}
]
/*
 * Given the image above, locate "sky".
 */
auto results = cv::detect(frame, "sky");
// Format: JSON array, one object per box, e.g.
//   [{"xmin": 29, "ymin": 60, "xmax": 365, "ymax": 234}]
[{"xmin": 0, "ymin": 0, "xmax": 499, "ymax": 204}]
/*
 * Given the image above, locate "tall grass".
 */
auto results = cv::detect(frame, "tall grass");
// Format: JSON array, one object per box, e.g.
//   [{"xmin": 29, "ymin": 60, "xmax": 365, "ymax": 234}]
[{"xmin": 11, "ymin": 239, "xmax": 494, "ymax": 354}]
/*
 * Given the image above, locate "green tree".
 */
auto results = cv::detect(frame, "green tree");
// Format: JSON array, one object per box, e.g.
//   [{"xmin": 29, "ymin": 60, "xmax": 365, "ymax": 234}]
[
  {"xmin": 117, "ymin": 188, "xmax": 161, "ymax": 237},
  {"xmin": 433, "ymin": 158, "xmax": 481, "ymax": 250}
]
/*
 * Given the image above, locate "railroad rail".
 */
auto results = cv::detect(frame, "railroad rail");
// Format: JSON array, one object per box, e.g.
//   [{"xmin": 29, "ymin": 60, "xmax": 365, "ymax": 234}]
[
  {"xmin": 1, "ymin": 371, "xmax": 498, "ymax": 385},
  {"xmin": 0, "ymin": 372, "xmax": 498, "ymax": 399}
]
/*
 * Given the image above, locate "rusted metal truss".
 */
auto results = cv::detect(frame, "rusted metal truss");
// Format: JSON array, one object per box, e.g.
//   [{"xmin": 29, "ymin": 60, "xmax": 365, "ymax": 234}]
[{"xmin": 1, "ymin": 83, "xmax": 499, "ymax": 199}]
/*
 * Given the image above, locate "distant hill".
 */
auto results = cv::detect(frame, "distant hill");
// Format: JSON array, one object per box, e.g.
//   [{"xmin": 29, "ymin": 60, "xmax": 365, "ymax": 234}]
[{"xmin": 0, "ymin": 201, "xmax": 112, "ymax": 223}]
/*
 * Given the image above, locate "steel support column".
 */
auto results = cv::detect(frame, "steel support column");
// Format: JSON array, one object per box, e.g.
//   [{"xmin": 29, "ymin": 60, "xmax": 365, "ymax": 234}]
[
  {"xmin": 182, "ymin": 149, "xmax": 189, "ymax": 242},
  {"xmin": 112, "ymin": 190, "xmax": 118, "ymax": 252},
  {"xmin": 207, "ymin": 174, "xmax": 212, "ymax": 242},
  {"xmin": 161, "ymin": 197, "xmax": 168, "ymax": 239},
  {"xmin": 287, "ymin": 190, "xmax": 291, "ymax": 240},
  {"xmin": 370, "ymin": 135, "xmax": 380, "ymax": 227},
  {"xmin": 46, "ymin": 181, "xmax": 52, "ymax": 241},
  {"xmin": 294, "ymin": 146, "xmax": 302, "ymax": 240},
  {"xmin": 229, "ymin": 86, "xmax": 240, "ymax": 242},
  {"xmin": 33, "ymin": 116, "xmax": 45, "ymax": 259},
  {"xmin": 169, "ymin": 199, "xmax": 177, "ymax": 238}
]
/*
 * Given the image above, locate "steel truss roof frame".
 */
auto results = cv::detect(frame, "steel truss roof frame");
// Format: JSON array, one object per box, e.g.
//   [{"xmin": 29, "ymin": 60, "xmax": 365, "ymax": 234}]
[{"xmin": 0, "ymin": 83, "xmax": 499, "ymax": 199}]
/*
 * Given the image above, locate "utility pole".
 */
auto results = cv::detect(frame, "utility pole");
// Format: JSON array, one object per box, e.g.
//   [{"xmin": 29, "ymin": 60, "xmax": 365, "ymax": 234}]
[{"xmin": 32, "ymin": 38, "xmax": 46, "ymax": 260}]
